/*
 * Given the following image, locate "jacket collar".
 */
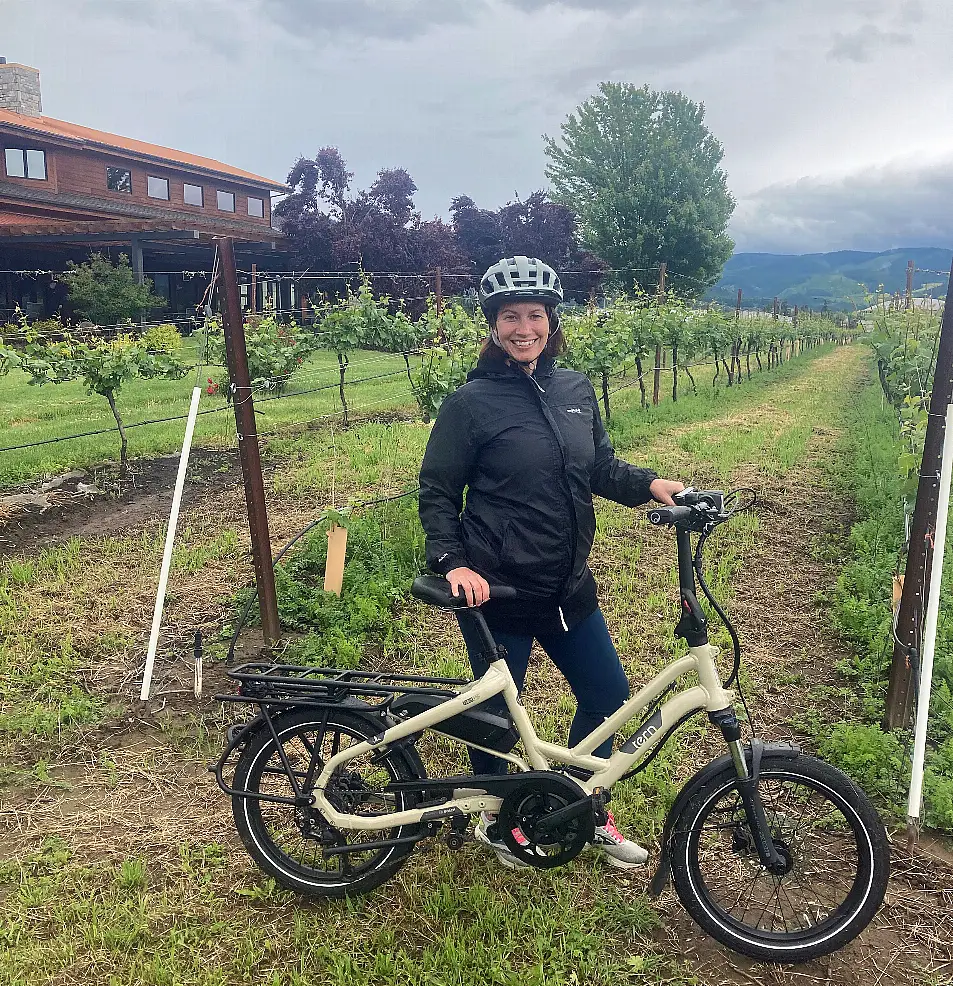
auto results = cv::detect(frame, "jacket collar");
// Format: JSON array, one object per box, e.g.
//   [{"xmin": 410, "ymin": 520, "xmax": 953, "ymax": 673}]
[{"xmin": 467, "ymin": 353, "xmax": 557, "ymax": 384}]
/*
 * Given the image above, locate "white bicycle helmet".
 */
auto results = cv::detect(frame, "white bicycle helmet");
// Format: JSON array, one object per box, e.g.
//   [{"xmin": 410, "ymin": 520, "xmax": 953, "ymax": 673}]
[{"xmin": 478, "ymin": 256, "xmax": 563, "ymax": 317}]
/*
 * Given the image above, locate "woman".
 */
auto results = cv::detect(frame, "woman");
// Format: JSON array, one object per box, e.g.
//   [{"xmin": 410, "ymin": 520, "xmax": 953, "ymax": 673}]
[{"xmin": 418, "ymin": 256, "xmax": 684, "ymax": 869}]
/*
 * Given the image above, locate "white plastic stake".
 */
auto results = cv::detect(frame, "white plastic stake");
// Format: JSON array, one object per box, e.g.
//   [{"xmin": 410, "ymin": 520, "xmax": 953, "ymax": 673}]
[
  {"xmin": 141, "ymin": 387, "xmax": 203, "ymax": 701},
  {"xmin": 907, "ymin": 402, "xmax": 953, "ymax": 822}
]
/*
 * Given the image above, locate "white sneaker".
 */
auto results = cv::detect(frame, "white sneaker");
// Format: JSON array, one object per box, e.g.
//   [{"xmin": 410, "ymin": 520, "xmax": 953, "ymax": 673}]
[
  {"xmin": 474, "ymin": 812, "xmax": 532, "ymax": 870},
  {"xmin": 591, "ymin": 810, "xmax": 649, "ymax": 869}
]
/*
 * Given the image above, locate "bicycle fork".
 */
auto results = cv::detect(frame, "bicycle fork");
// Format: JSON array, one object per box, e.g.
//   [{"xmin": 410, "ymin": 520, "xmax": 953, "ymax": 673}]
[
  {"xmin": 674, "ymin": 525, "xmax": 788, "ymax": 876},
  {"xmin": 710, "ymin": 709, "xmax": 788, "ymax": 874}
]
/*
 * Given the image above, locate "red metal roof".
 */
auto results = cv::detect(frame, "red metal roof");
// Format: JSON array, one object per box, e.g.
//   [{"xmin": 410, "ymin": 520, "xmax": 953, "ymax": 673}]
[{"xmin": 0, "ymin": 107, "xmax": 288, "ymax": 191}]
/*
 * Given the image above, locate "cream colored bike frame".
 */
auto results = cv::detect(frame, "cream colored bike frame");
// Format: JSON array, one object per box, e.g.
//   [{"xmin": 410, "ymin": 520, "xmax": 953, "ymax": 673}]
[{"xmin": 309, "ymin": 642, "xmax": 735, "ymax": 832}]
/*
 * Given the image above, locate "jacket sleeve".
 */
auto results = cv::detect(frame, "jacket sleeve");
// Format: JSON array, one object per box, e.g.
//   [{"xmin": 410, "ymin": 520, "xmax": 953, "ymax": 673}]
[
  {"xmin": 588, "ymin": 383, "xmax": 658, "ymax": 506},
  {"xmin": 418, "ymin": 392, "xmax": 477, "ymax": 575}
]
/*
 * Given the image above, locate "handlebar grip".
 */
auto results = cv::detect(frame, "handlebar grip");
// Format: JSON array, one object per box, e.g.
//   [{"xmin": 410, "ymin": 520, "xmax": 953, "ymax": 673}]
[
  {"xmin": 647, "ymin": 506, "xmax": 694, "ymax": 527},
  {"xmin": 411, "ymin": 574, "xmax": 516, "ymax": 608},
  {"xmin": 452, "ymin": 584, "xmax": 517, "ymax": 602}
]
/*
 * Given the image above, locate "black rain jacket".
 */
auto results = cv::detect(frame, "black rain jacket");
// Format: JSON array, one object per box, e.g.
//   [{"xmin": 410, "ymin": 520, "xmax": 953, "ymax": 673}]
[{"xmin": 418, "ymin": 353, "xmax": 658, "ymax": 635}]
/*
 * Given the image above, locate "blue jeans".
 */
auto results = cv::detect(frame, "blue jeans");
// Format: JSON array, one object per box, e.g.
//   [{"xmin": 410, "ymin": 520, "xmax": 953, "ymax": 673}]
[{"xmin": 456, "ymin": 608, "xmax": 630, "ymax": 775}]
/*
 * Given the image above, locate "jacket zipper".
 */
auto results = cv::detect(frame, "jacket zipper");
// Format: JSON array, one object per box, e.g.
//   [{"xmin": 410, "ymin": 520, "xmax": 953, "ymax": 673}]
[{"xmin": 526, "ymin": 372, "xmax": 578, "ymax": 619}]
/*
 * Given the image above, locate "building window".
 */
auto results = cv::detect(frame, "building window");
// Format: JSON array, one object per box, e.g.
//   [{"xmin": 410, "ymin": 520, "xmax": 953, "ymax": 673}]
[
  {"xmin": 247, "ymin": 196, "xmax": 264, "ymax": 218},
  {"xmin": 147, "ymin": 176, "xmax": 170, "ymax": 200},
  {"xmin": 106, "ymin": 167, "xmax": 132, "ymax": 193},
  {"xmin": 4, "ymin": 147, "xmax": 46, "ymax": 180},
  {"xmin": 184, "ymin": 183, "xmax": 204, "ymax": 207},
  {"xmin": 217, "ymin": 190, "xmax": 235, "ymax": 212}
]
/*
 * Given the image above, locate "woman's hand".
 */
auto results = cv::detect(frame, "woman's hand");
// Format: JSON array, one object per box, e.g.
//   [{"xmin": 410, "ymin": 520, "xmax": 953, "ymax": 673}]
[
  {"xmin": 446, "ymin": 567, "xmax": 490, "ymax": 607},
  {"xmin": 649, "ymin": 477, "xmax": 685, "ymax": 505}
]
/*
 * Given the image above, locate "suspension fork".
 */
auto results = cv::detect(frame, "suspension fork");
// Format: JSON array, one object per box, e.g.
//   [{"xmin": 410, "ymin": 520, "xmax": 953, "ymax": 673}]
[
  {"xmin": 677, "ymin": 528, "xmax": 786, "ymax": 873},
  {"xmin": 709, "ymin": 709, "xmax": 787, "ymax": 873}
]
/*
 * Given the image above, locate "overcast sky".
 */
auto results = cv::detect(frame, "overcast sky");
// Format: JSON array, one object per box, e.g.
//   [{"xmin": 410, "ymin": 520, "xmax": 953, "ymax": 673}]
[{"xmin": 3, "ymin": 0, "xmax": 952, "ymax": 255}]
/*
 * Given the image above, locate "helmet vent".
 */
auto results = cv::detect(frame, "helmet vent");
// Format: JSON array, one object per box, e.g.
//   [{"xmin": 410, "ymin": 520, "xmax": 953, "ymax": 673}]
[{"xmin": 495, "ymin": 272, "xmax": 508, "ymax": 287}]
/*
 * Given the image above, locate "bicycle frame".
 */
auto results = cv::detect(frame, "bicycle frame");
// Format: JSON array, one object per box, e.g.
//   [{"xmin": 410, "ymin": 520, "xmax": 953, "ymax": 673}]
[{"xmin": 306, "ymin": 638, "xmax": 734, "ymax": 833}]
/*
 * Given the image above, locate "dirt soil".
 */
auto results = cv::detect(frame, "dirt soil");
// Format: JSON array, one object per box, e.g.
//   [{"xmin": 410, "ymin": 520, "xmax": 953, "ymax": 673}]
[
  {"xmin": 648, "ymin": 432, "xmax": 953, "ymax": 985},
  {"xmin": 0, "ymin": 448, "xmax": 249, "ymax": 555}
]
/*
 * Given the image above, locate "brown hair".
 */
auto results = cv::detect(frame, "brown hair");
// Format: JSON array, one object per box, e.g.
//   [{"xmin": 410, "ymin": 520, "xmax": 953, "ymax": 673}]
[{"xmin": 479, "ymin": 306, "xmax": 565, "ymax": 360}]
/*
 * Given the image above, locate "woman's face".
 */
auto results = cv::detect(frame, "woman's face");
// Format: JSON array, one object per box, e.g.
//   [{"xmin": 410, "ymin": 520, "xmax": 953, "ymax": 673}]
[{"xmin": 494, "ymin": 301, "xmax": 549, "ymax": 367}]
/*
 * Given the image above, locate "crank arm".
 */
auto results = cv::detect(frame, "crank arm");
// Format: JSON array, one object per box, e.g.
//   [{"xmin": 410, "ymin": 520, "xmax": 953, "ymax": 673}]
[{"xmin": 532, "ymin": 796, "xmax": 593, "ymax": 834}]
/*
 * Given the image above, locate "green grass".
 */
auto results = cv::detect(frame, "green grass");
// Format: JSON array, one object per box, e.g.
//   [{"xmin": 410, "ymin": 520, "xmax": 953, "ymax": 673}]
[
  {"xmin": 0, "ymin": 523, "xmax": 246, "ymax": 765},
  {"xmin": 0, "ymin": 837, "xmax": 686, "ymax": 986},
  {"xmin": 813, "ymin": 360, "xmax": 953, "ymax": 830},
  {"xmin": 0, "ymin": 342, "xmax": 416, "ymax": 486},
  {"xmin": 0, "ymin": 343, "xmax": 871, "ymax": 985}
]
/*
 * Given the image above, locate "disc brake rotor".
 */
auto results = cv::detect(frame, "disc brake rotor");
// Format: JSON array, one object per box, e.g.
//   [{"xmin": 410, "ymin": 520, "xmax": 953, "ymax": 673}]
[{"xmin": 497, "ymin": 774, "xmax": 594, "ymax": 869}]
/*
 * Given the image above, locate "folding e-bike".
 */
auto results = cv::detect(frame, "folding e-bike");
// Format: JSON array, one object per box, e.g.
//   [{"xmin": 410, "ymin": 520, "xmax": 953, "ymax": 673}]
[{"xmin": 213, "ymin": 489, "xmax": 890, "ymax": 963}]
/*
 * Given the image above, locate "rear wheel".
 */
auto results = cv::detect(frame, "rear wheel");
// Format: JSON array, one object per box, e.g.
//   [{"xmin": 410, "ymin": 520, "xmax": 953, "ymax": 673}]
[
  {"xmin": 670, "ymin": 753, "xmax": 889, "ymax": 962},
  {"xmin": 231, "ymin": 707, "xmax": 425, "ymax": 897}
]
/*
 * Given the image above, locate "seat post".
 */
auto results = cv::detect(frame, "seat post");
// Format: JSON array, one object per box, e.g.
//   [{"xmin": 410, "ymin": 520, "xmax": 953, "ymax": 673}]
[{"xmin": 457, "ymin": 608, "xmax": 504, "ymax": 663}]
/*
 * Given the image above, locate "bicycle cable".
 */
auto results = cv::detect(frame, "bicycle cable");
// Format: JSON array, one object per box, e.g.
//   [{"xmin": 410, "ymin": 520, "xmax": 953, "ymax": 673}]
[{"xmin": 692, "ymin": 489, "xmax": 760, "ymax": 736}]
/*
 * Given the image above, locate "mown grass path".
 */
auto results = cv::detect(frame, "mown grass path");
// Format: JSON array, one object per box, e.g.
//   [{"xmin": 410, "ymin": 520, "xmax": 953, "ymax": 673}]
[{"xmin": 2, "ymin": 344, "xmax": 950, "ymax": 986}]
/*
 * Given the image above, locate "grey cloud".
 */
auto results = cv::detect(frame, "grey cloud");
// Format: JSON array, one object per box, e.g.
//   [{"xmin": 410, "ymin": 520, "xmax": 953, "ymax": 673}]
[
  {"xmin": 505, "ymin": 0, "xmax": 768, "ymax": 11},
  {"xmin": 83, "ymin": 0, "xmax": 161, "ymax": 26},
  {"xmin": 549, "ymin": 32, "xmax": 734, "ymax": 96},
  {"xmin": 904, "ymin": 0, "xmax": 927, "ymax": 23},
  {"xmin": 828, "ymin": 24, "xmax": 913, "ymax": 62},
  {"xmin": 506, "ymin": 0, "xmax": 650, "ymax": 10},
  {"xmin": 731, "ymin": 162, "xmax": 953, "ymax": 253},
  {"xmin": 258, "ymin": 0, "xmax": 485, "ymax": 42}
]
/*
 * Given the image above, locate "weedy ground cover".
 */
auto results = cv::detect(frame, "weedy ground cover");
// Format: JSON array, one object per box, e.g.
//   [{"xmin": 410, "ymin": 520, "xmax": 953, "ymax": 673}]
[
  {"xmin": 5, "ymin": 343, "xmax": 949, "ymax": 986},
  {"xmin": 814, "ymin": 371, "xmax": 953, "ymax": 830}
]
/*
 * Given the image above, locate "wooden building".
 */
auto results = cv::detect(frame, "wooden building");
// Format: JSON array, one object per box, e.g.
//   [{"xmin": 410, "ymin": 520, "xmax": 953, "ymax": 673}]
[{"xmin": 0, "ymin": 58, "xmax": 292, "ymax": 320}]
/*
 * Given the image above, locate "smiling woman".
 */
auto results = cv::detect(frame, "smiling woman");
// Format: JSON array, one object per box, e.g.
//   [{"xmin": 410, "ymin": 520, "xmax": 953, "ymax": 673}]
[{"xmin": 418, "ymin": 254, "xmax": 685, "ymax": 871}]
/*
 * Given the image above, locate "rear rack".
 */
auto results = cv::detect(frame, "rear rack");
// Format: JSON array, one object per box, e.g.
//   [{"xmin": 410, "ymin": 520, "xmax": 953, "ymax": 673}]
[{"xmin": 224, "ymin": 662, "xmax": 470, "ymax": 702}]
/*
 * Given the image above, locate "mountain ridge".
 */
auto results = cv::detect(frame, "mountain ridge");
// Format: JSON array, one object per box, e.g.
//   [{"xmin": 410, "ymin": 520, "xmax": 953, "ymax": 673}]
[{"xmin": 706, "ymin": 247, "xmax": 952, "ymax": 310}]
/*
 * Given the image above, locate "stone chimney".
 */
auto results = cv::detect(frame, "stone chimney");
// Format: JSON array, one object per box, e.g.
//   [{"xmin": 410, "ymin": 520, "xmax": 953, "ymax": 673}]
[{"xmin": 0, "ymin": 59, "xmax": 43, "ymax": 117}]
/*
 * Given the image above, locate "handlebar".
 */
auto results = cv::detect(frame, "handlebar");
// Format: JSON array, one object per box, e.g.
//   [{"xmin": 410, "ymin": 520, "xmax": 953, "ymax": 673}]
[
  {"xmin": 411, "ymin": 575, "xmax": 517, "ymax": 610},
  {"xmin": 647, "ymin": 505, "xmax": 695, "ymax": 527},
  {"xmin": 648, "ymin": 488, "xmax": 753, "ymax": 532}
]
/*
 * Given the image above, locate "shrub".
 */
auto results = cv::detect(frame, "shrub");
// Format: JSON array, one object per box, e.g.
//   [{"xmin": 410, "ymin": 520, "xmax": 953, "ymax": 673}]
[
  {"xmin": 141, "ymin": 323, "xmax": 183, "ymax": 354},
  {"xmin": 206, "ymin": 315, "xmax": 314, "ymax": 399},
  {"xmin": 58, "ymin": 253, "xmax": 164, "ymax": 324},
  {"xmin": 410, "ymin": 300, "xmax": 485, "ymax": 420}
]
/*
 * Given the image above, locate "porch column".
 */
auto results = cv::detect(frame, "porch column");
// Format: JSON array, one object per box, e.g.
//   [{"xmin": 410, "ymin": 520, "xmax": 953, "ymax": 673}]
[{"xmin": 129, "ymin": 237, "xmax": 144, "ymax": 285}]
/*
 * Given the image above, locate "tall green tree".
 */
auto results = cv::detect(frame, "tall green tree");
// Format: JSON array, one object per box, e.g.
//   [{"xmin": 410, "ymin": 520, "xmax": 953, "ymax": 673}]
[{"xmin": 544, "ymin": 83, "xmax": 735, "ymax": 296}]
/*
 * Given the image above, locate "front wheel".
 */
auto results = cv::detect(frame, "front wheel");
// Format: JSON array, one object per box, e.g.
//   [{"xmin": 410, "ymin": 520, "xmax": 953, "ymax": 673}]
[{"xmin": 670, "ymin": 753, "xmax": 889, "ymax": 962}]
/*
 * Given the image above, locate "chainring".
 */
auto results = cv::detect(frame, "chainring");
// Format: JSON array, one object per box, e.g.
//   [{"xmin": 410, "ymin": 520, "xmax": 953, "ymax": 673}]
[{"xmin": 497, "ymin": 773, "xmax": 594, "ymax": 869}]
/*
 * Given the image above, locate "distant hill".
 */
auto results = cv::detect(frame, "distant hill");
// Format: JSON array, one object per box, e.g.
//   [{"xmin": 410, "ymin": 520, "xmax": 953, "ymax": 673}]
[{"xmin": 706, "ymin": 248, "xmax": 952, "ymax": 311}]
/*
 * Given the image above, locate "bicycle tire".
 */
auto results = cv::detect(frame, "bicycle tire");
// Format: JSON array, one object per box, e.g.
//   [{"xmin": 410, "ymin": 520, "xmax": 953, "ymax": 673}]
[
  {"xmin": 231, "ymin": 706, "xmax": 425, "ymax": 898},
  {"xmin": 670, "ymin": 753, "xmax": 889, "ymax": 962}
]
